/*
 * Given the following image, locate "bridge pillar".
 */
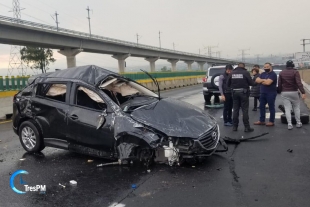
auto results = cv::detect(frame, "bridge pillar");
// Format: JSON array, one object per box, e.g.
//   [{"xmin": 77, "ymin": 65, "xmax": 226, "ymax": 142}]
[
  {"xmin": 184, "ymin": 60, "xmax": 194, "ymax": 71},
  {"xmin": 112, "ymin": 54, "xmax": 130, "ymax": 73},
  {"xmin": 58, "ymin": 48, "xmax": 83, "ymax": 68},
  {"xmin": 167, "ymin": 59, "xmax": 179, "ymax": 71},
  {"xmin": 145, "ymin": 57, "xmax": 159, "ymax": 72},
  {"xmin": 196, "ymin": 61, "xmax": 206, "ymax": 70}
]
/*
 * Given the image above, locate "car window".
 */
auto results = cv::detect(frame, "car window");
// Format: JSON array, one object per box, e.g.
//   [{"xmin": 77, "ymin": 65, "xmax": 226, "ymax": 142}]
[
  {"xmin": 209, "ymin": 67, "xmax": 226, "ymax": 76},
  {"xmin": 75, "ymin": 86, "xmax": 106, "ymax": 110},
  {"xmin": 36, "ymin": 83, "xmax": 67, "ymax": 102}
]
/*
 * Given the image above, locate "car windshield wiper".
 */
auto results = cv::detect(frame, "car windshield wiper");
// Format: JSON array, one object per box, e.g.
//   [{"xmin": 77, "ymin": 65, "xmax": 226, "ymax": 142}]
[{"xmin": 140, "ymin": 69, "xmax": 160, "ymax": 100}]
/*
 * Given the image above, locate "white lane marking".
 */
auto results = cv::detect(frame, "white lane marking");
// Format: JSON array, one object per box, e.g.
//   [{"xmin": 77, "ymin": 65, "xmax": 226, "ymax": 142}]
[{"xmin": 265, "ymin": 112, "xmax": 282, "ymax": 119}]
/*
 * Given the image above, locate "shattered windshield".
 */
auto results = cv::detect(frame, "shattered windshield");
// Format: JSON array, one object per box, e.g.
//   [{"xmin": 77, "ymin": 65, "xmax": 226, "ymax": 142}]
[{"xmin": 99, "ymin": 77, "xmax": 158, "ymax": 111}]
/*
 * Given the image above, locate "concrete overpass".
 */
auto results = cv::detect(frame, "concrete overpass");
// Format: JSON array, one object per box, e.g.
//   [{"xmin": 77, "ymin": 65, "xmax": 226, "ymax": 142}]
[{"xmin": 0, "ymin": 15, "xmax": 256, "ymax": 72}]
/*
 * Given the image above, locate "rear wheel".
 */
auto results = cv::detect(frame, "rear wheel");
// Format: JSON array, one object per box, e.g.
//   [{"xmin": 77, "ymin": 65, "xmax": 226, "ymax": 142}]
[{"xmin": 19, "ymin": 120, "xmax": 45, "ymax": 152}]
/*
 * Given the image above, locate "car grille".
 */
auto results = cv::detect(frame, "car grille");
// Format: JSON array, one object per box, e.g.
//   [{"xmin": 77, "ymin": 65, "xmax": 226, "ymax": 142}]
[{"xmin": 198, "ymin": 125, "xmax": 218, "ymax": 149}]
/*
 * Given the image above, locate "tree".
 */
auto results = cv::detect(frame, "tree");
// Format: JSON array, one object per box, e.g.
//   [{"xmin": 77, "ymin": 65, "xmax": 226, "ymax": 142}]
[
  {"xmin": 161, "ymin": 66, "xmax": 171, "ymax": 72},
  {"xmin": 20, "ymin": 47, "xmax": 56, "ymax": 73}
]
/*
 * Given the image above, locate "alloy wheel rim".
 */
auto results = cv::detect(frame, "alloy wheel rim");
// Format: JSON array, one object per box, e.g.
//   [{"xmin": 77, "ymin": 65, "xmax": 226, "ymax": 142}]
[{"xmin": 21, "ymin": 127, "xmax": 36, "ymax": 150}]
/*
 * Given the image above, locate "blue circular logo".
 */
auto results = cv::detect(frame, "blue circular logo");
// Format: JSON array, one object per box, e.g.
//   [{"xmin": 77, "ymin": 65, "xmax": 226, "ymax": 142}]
[{"xmin": 10, "ymin": 170, "xmax": 29, "ymax": 194}]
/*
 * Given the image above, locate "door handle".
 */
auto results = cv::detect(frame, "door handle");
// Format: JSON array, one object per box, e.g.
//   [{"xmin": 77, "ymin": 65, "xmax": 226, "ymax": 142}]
[{"xmin": 69, "ymin": 114, "xmax": 79, "ymax": 121}]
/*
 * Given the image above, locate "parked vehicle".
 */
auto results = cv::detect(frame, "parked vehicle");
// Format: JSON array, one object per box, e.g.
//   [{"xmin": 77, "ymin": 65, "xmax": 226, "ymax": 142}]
[
  {"xmin": 202, "ymin": 65, "xmax": 237, "ymax": 104},
  {"xmin": 13, "ymin": 65, "xmax": 227, "ymax": 166}
]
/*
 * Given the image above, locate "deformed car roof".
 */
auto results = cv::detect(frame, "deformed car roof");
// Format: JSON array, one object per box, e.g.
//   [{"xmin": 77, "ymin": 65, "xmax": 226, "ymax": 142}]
[{"xmin": 31, "ymin": 65, "xmax": 119, "ymax": 85}]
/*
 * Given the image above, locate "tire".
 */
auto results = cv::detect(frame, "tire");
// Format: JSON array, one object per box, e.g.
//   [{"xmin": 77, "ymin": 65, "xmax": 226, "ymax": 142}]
[
  {"xmin": 280, "ymin": 113, "xmax": 309, "ymax": 124},
  {"xmin": 211, "ymin": 73, "xmax": 222, "ymax": 90},
  {"xmin": 19, "ymin": 120, "xmax": 45, "ymax": 152}
]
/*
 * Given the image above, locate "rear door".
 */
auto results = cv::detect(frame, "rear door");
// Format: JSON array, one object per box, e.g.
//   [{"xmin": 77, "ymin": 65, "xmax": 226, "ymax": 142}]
[
  {"xmin": 31, "ymin": 82, "xmax": 70, "ymax": 139},
  {"xmin": 66, "ymin": 83, "xmax": 115, "ymax": 151}
]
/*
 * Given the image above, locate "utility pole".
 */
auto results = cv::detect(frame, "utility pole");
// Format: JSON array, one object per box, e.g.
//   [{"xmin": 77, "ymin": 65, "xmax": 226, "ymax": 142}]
[
  {"xmin": 159, "ymin": 31, "xmax": 161, "ymax": 49},
  {"xmin": 7, "ymin": 0, "xmax": 27, "ymax": 76},
  {"xmin": 173, "ymin": 42, "xmax": 177, "ymax": 51},
  {"xmin": 204, "ymin": 44, "xmax": 218, "ymax": 57},
  {"xmin": 238, "ymin": 48, "xmax": 250, "ymax": 62},
  {"xmin": 254, "ymin": 54, "xmax": 263, "ymax": 64},
  {"xmin": 136, "ymin": 33, "xmax": 141, "ymax": 45},
  {"xmin": 86, "ymin": 6, "xmax": 92, "ymax": 37},
  {"xmin": 300, "ymin": 39, "xmax": 310, "ymax": 52},
  {"xmin": 51, "ymin": 11, "xmax": 59, "ymax": 31}
]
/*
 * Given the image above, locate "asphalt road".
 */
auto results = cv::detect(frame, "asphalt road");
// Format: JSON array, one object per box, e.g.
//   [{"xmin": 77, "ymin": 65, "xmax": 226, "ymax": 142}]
[{"xmin": 1, "ymin": 85, "xmax": 310, "ymax": 207}]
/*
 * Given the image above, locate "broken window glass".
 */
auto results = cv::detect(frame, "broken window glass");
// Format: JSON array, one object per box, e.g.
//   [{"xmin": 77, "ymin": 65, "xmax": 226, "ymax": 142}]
[{"xmin": 76, "ymin": 86, "xmax": 106, "ymax": 110}]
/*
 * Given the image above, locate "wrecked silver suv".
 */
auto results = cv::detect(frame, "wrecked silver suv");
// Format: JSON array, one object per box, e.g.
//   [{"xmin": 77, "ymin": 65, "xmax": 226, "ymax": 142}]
[{"xmin": 13, "ymin": 65, "xmax": 226, "ymax": 166}]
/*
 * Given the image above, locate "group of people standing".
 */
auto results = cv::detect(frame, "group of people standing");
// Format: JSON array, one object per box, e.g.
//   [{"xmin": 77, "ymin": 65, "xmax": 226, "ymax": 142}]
[{"xmin": 218, "ymin": 61, "xmax": 306, "ymax": 132}]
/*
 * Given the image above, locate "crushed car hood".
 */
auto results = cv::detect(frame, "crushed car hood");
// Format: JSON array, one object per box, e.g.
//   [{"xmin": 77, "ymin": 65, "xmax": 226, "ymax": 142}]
[{"xmin": 130, "ymin": 98, "xmax": 216, "ymax": 138}]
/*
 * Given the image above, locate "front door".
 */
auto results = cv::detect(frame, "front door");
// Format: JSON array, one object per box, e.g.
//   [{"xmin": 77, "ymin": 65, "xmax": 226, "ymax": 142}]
[{"xmin": 66, "ymin": 84, "xmax": 115, "ymax": 152}]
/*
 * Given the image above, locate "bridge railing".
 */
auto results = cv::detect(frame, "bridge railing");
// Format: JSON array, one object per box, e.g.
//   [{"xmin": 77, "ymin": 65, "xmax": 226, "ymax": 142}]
[
  {"xmin": 0, "ymin": 76, "xmax": 30, "ymax": 91},
  {"xmin": 0, "ymin": 71, "xmax": 205, "ymax": 91},
  {"xmin": 0, "ymin": 15, "xmax": 235, "ymax": 62}
]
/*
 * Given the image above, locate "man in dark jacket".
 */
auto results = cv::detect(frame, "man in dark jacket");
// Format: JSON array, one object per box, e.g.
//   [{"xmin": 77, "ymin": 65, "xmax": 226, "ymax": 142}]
[
  {"xmin": 219, "ymin": 64, "xmax": 234, "ymax": 126},
  {"xmin": 278, "ymin": 60, "xmax": 306, "ymax": 130},
  {"xmin": 227, "ymin": 63, "xmax": 256, "ymax": 132}
]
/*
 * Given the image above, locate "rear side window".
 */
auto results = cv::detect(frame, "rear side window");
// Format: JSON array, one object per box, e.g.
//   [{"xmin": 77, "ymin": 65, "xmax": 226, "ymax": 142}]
[
  {"xmin": 36, "ymin": 83, "xmax": 67, "ymax": 103},
  {"xmin": 209, "ymin": 67, "xmax": 226, "ymax": 76}
]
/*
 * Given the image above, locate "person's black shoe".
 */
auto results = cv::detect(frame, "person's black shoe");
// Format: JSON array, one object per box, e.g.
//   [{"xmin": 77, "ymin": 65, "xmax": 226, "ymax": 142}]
[
  {"xmin": 205, "ymin": 102, "xmax": 211, "ymax": 106},
  {"xmin": 252, "ymin": 108, "xmax": 257, "ymax": 111},
  {"xmin": 244, "ymin": 127, "xmax": 254, "ymax": 132},
  {"xmin": 232, "ymin": 126, "xmax": 238, "ymax": 131}
]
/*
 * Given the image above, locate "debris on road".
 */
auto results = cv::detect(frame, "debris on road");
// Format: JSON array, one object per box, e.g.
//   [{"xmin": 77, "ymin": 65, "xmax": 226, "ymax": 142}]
[
  {"xmin": 87, "ymin": 160, "xmax": 94, "ymax": 163},
  {"xmin": 0, "ymin": 159, "xmax": 3, "ymax": 162},
  {"xmin": 131, "ymin": 184, "xmax": 137, "ymax": 189},
  {"xmin": 97, "ymin": 160, "xmax": 121, "ymax": 167},
  {"xmin": 223, "ymin": 132, "xmax": 269, "ymax": 144},
  {"xmin": 287, "ymin": 149, "xmax": 293, "ymax": 153},
  {"xmin": 192, "ymin": 166, "xmax": 195, "ymax": 168},
  {"xmin": 59, "ymin": 183, "xmax": 66, "ymax": 188},
  {"xmin": 19, "ymin": 158, "xmax": 26, "ymax": 161},
  {"xmin": 69, "ymin": 180, "xmax": 77, "ymax": 186},
  {"xmin": 147, "ymin": 169, "xmax": 151, "ymax": 173},
  {"xmin": 216, "ymin": 168, "xmax": 222, "ymax": 171}
]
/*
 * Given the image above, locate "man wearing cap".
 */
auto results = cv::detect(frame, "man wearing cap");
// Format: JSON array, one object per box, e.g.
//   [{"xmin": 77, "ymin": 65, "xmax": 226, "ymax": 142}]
[
  {"xmin": 227, "ymin": 63, "xmax": 256, "ymax": 132},
  {"xmin": 278, "ymin": 60, "xmax": 306, "ymax": 130},
  {"xmin": 254, "ymin": 63, "xmax": 278, "ymax": 126}
]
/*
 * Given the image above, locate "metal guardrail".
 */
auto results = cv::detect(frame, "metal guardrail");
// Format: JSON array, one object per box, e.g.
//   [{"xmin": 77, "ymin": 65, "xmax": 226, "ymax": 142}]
[
  {"xmin": 0, "ymin": 71, "xmax": 205, "ymax": 91},
  {"xmin": 0, "ymin": 15, "xmax": 246, "ymax": 63},
  {"xmin": 0, "ymin": 76, "xmax": 29, "ymax": 91}
]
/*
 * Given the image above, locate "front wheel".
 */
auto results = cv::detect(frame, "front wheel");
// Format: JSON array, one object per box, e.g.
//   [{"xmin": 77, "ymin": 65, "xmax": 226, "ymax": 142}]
[{"xmin": 19, "ymin": 120, "xmax": 45, "ymax": 152}]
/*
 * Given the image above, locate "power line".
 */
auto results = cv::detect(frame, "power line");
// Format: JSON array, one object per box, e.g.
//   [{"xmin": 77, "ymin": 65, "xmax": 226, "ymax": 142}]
[{"xmin": 238, "ymin": 48, "xmax": 250, "ymax": 62}]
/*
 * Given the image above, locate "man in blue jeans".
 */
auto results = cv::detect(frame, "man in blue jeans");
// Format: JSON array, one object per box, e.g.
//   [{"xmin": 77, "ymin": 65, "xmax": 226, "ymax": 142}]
[{"xmin": 254, "ymin": 62, "xmax": 277, "ymax": 126}]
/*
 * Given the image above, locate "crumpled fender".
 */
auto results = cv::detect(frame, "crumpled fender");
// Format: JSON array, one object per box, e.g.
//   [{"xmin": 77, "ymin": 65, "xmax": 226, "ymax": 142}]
[{"xmin": 114, "ymin": 116, "xmax": 160, "ymax": 148}]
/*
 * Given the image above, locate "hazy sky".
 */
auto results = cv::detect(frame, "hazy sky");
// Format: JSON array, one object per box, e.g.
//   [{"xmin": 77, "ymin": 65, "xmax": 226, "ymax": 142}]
[{"xmin": 0, "ymin": 0, "xmax": 309, "ymax": 75}]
